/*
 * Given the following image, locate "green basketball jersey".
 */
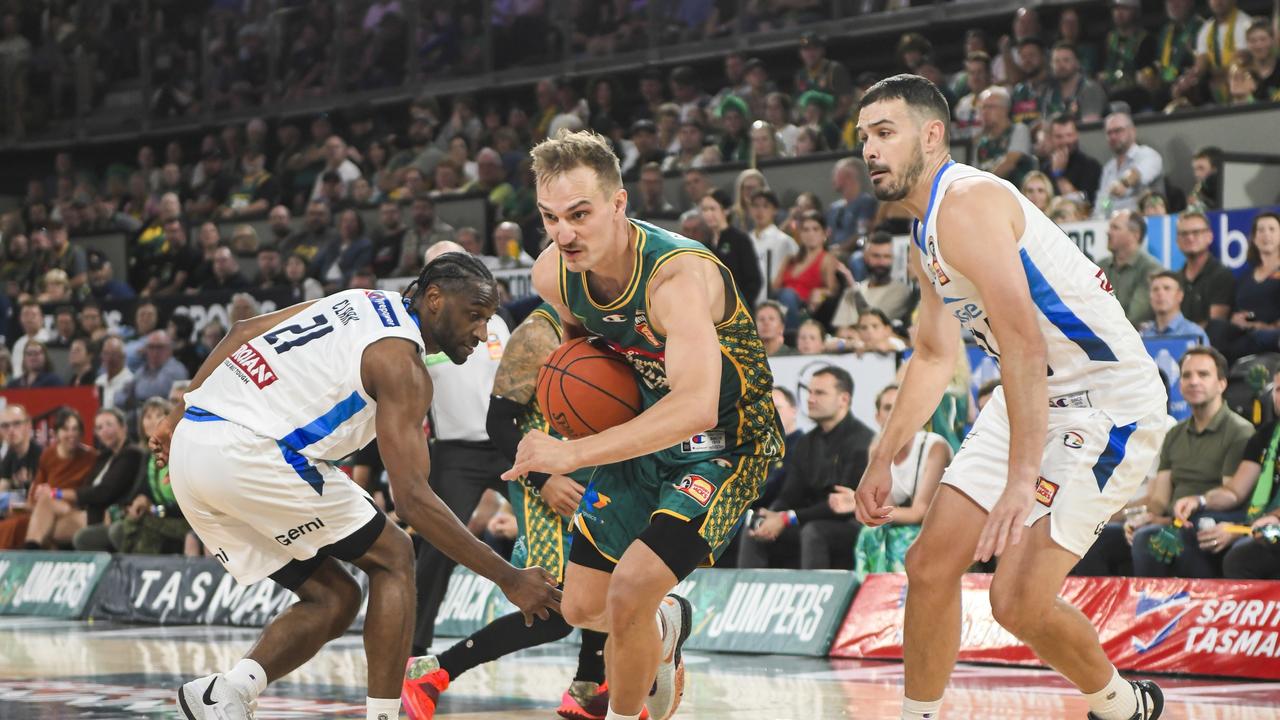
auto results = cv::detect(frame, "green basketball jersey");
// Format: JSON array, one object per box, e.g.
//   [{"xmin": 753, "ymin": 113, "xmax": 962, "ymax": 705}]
[{"xmin": 558, "ymin": 220, "xmax": 783, "ymax": 464}]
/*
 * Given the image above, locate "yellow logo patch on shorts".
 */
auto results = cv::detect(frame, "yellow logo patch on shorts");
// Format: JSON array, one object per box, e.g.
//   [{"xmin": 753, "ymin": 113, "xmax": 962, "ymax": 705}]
[
  {"xmin": 1035, "ymin": 477, "xmax": 1059, "ymax": 507},
  {"xmin": 676, "ymin": 474, "xmax": 716, "ymax": 507}
]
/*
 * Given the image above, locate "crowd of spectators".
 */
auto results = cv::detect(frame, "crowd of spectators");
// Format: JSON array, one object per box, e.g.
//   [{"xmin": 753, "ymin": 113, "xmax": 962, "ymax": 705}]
[{"xmin": 0, "ymin": 1, "xmax": 1278, "ymax": 582}]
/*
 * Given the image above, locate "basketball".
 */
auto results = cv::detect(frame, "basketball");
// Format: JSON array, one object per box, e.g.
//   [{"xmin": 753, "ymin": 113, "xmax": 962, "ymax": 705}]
[{"xmin": 537, "ymin": 337, "xmax": 642, "ymax": 439}]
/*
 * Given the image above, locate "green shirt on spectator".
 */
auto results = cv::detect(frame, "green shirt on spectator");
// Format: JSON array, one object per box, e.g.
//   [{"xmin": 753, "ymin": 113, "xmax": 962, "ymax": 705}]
[
  {"xmin": 1097, "ymin": 249, "xmax": 1163, "ymax": 327},
  {"xmin": 1158, "ymin": 403, "xmax": 1255, "ymax": 506}
]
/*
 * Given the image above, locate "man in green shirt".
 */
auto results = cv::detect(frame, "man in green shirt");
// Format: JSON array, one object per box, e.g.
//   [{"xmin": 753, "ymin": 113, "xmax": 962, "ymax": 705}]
[
  {"xmin": 1097, "ymin": 209, "xmax": 1163, "ymax": 327},
  {"xmin": 1129, "ymin": 346, "xmax": 1254, "ymax": 576}
]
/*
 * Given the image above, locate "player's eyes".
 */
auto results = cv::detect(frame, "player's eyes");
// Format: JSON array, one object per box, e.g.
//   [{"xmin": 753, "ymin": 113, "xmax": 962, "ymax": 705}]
[{"xmin": 573, "ymin": 211, "xmax": 588, "ymax": 220}]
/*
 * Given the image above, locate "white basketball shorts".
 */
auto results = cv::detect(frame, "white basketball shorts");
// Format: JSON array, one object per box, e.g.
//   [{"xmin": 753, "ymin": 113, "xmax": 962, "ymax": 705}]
[
  {"xmin": 942, "ymin": 386, "xmax": 1166, "ymax": 557},
  {"xmin": 168, "ymin": 409, "xmax": 379, "ymax": 586}
]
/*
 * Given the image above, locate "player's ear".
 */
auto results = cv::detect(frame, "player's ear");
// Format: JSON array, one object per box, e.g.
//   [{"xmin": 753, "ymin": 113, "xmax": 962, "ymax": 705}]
[{"xmin": 614, "ymin": 187, "xmax": 628, "ymax": 216}]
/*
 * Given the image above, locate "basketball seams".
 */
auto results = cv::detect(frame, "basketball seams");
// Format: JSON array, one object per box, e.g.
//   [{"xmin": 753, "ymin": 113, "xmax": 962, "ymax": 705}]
[{"xmin": 536, "ymin": 337, "xmax": 643, "ymax": 439}]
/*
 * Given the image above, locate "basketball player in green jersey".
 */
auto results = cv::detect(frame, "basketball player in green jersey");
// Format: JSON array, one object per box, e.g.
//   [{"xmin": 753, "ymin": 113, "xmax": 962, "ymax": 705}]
[
  {"xmin": 503, "ymin": 130, "xmax": 784, "ymax": 720},
  {"xmin": 402, "ymin": 303, "xmax": 628, "ymax": 720}
]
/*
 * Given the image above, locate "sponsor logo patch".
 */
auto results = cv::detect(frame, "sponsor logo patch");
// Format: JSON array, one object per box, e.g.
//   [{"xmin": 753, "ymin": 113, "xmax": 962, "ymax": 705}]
[
  {"xmin": 366, "ymin": 290, "xmax": 399, "ymax": 326},
  {"xmin": 1035, "ymin": 477, "xmax": 1059, "ymax": 507},
  {"xmin": 1050, "ymin": 391, "xmax": 1092, "ymax": 409},
  {"xmin": 634, "ymin": 311, "xmax": 662, "ymax": 347},
  {"xmin": 227, "ymin": 342, "xmax": 278, "ymax": 388},
  {"xmin": 1063, "ymin": 431, "xmax": 1085, "ymax": 449},
  {"xmin": 676, "ymin": 474, "xmax": 716, "ymax": 507},
  {"xmin": 583, "ymin": 485, "xmax": 611, "ymax": 509},
  {"xmin": 927, "ymin": 236, "xmax": 951, "ymax": 286},
  {"xmin": 681, "ymin": 431, "xmax": 727, "ymax": 453},
  {"xmin": 274, "ymin": 516, "xmax": 326, "ymax": 546}
]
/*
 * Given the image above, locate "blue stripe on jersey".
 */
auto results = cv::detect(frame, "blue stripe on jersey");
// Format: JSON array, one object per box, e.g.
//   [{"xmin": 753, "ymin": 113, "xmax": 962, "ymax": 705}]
[
  {"xmin": 278, "ymin": 441, "xmax": 326, "ymax": 495},
  {"xmin": 1019, "ymin": 248, "xmax": 1118, "ymax": 362},
  {"xmin": 1092, "ymin": 421, "xmax": 1137, "ymax": 491},
  {"xmin": 912, "ymin": 160, "xmax": 955, "ymax": 251},
  {"xmin": 280, "ymin": 392, "xmax": 368, "ymax": 452},
  {"xmin": 183, "ymin": 407, "xmax": 223, "ymax": 422},
  {"xmin": 277, "ymin": 391, "xmax": 368, "ymax": 494}
]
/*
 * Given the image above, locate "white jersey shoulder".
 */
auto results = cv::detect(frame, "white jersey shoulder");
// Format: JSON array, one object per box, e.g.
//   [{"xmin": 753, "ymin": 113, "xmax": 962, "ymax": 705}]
[
  {"xmin": 914, "ymin": 161, "xmax": 1165, "ymax": 422},
  {"xmin": 183, "ymin": 289, "xmax": 426, "ymax": 462}
]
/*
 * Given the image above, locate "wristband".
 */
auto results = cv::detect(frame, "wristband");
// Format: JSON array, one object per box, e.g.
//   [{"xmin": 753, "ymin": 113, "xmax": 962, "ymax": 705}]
[
  {"xmin": 53, "ymin": 488, "xmax": 63, "ymax": 500},
  {"xmin": 1197, "ymin": 494, "xmax": 1207, "ymax": 510},
  {"xmin": 786, "ymin": 510, "xmax": 798, "ymax": 527},
  {"xmin": 1049, "ymin": 169, "xmax": 1065, "ymax": 178}
]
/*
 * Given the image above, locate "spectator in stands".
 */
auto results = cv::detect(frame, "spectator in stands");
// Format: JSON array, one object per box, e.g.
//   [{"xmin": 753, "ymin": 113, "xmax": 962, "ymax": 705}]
[
  {"xmin": 795, "ymin": 319, "xmax": 826, "ymax": 355},
  {"xmin": 797, "ymin": 90, "xmax": 840, "ymax": 151},
  {"xmin": 0, "ymin": 405, "xmax": 40, "ymax": 494},
  {"xmin": 65, "ymin": 338, "xmax": 96, "ymax": 387},
  {"xmin": 749, "ymin": 121, "xmax": 784, "ymax": 164},
  {"xmin": 661, "ymin": 119, "xmax": 705, "ymax": 173},
  {"xmin": 1193, "ymin": 0, "xmax": 1254, "ymax": 103},
  {"xmin": 21, "ymin": 408, "xmax": 98, "ymax": 550},
  {"xmin": 995, "ymin": 7, "xmax": 1042, "ymax": 85},
  {"xmin": 764, "ymin": 92, "xmax": 800, "ymax": 156},
  {"xmin": 141, "ymin": 219, "xmax": 200, "ymax": 297},
  {"xmin": 1102, "ymin": 0, "xmax": 1158, "ymax": 110},
  {"xmin": 1095, "ymin": 111, "xmax": 1164, "ymax": 218},
  {"xmin": 47, "ymin": 306, "xmax": 77, "ymax": 348},
  {"xmin": 1, "ymin": 232, "xmax": 36, "ymax": 298},
  {"xmin": 218, "ymin": 148, "xmax": 279, "ymax": 219},
  {"xmin": 309, "ymin": 135, "xmax": 362, "ymax": 202},
  {"xmin": 1043, "ymin": 42, "xmax": 1107, "ymax": 123},
  {"xmin": 77, "ymin": 302, "xmax": 107, "ymax": 344},
  {"xmin": 748, "ymin": 191, "xmax": 796, "ymax": 306},
  {"xmin": 187, "ymin": 148, "xmax": 235, "ymax": 216},
  {"xmin": 1020, "ymin": 171, "xmax": 1056, "ymax": 214},
  {"xmin": 755, "ymin": 300, "xmax": 794, "ymax": 356},
  {"xmin": 1010, "ymin": 37, "xmax": 1049, "ymax": 125},
  {"xmin": 620, "ymin": 119, "xmax": 665, "ymax": 180},
  {"xmin": 1175, "ymin": 366, "xmax": 1280, "ymax": 576},
  {"xmin": 196, "ymin": 320, "xmax": 227, "ymax": 361},
  {"xmin": 633, "ymin": 162, "xmax": 675, "ymax": 219},
  {"xmin": 8, "ymin": 341, "xmax": 61, "ymax": 388},
  {"xmin": 265, "ymin": 204, "xmax": 292, "ymax": 246},
  {"xmin": 397, "ymin": 195, "xmax": 455, "ymax": 277},
  {"xmin": 1139, "ymin": 192, "xmax": 1169, "ymax": 217},
  {"xmin": 794, "ymin": 32, "xmax": 852, "ymax": 120},
  {"xmin": 86, "ymin": 253, "xmax": 133, "ymax": 302},
  {"xmin": 1220, "ymin": 368, "xmax": 1280, "ymax": 578},
  {"xmin": 1246, "ymin": 20, "xmax": 1280, "ymax": 100},
  {"xmin": 188, "ymin": 222, "xmax": 223, "ymax": 288},
  {"xmin": 227, "ymin": 293, "xmax": 260, "ymax": 326},
  {"xmin": 285, "ymin": 200, "xmax": 337, "ymax": 267},
  {"xmin": 124, "ymin": 331, "xmax": 190, "ymax": 411},
  {"xmin": 1130, "ymin": 347, "xmax": 1254, "ymax": 577},
  {"xmin": 732, "ymin": 170, "xmax": 768, "ymax": 231},
  {"xmin": 975, "ymin": 86, "xmax": 1036, "ymax": 188},
  {"xmin": 717, "ymin": 96, "xmax": 752, "ymax": 163},
  {"xmin": 464, "ymin": 148, "xmax": 515, "ymax": 208},
  {"xmin": 197, "ymin": 246, "xmax": 250, "ymax": 293},
  {"xmin": 45, "ymin": 219, "xmax": 87, "ymax": 292},
  {"xmin": 255, "ymin": 244, "xmax": 287, "ymax": 290},
  {"xmin": 1098, "ymin": 209, "xmax": 1163, "ymax": 327},
  {"xmin": 953, "ymin": 52, "xmax": 993, "ymax": 143},
  {"xmin": 124, "ymin": 301, "xmax": 159, "ymax": 371},
  {"xmin": 36, "ymin": 268, "xmax": 73, "ymax": 305},
  {"xmin": 832, "ymin": 232, "xmax": 915, "ymax": 329},
  {"xmin": 738, "ymin": 366, "xmax": 872, "ymax": 570},
  {"xmin": 368, "ymin": 200, "xmax": 406, "ymax": 278},
  {"xmin": 1221, "ymin": 212, "xmax": 1280, "ymax": 360},
  {"xmin": 773, "ymin": 210, "xmax": 840, "ymax": 330},
  {"xmin": 1175, "ymin": 209, "xmax": 1235, "ymax": 327},
  {"xmin": 739, "ymin": 58, "xmax": 775, "ymax": 122},
  {"xmin": 1145, "ymin": 0, "xmax": 1204, "ymax": 106},
  {"xmin": 1226, "ymin": 58, "xmax": 1263, "ymax": 104},
  {"xmin": 60, "ymin": 407, "xmax": 144, "ymax": 552},
  {"xmin": 95, "ymin": 336, "xmax": 133, "ymax": 410},
  {"xmin": 284, "ymin": 253, "xmax": 324, "ymax": 301},
  {"xmin": 855, "ymin": 308, "xmax": 907, "ymax": 354},
  {"xmin": 229, "ymin": 224, "xmax": 260, "ymax": 257},
  {"xmin": 827, "ymin": 158, "xmax": 877, "ymax": 250},
  {"xmin": 1187, "ymin": 146, "xmax": 1223, "ymax": 211},
  {"xmin": 167, "ymin": 314, "xmax": 200, "ymax": 382},
  {"xmin": 114, "ymin": 397, "xmax": 190, "ymax": 554},
  {"xmin": 681, "ymin": 167, "xmax": 711, "ymax": 210},
  {"xmin": 830, "ymin": 384, "xmax": 951, "ymax": 581}
]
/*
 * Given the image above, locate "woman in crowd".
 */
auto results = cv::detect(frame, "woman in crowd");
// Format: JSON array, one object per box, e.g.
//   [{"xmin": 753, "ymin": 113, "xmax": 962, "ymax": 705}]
[
  {"xmin": 1223, "ymin": 211, "xmax": 1280, "ymax": 360},
  {"xmin": 65, "ymin": 409, "xmax": 145, "ymax": 551},
  {"xmin": 8, "ymin": 340, "xmax": 62, "ymax": 389},
  {"xmin": 698, "ymin": 189, "xmax": 764, "ymax": 311},
  {"xmin": 750, "ymin": 121, "xmax": 784, "ymax": 165},
  {"xmin": 773, "ymin": 210, "xmax": 839, "ymax": 330},
  {"xmin": 830, "ymin": 385, "xmax": 951, "ymax": 581},
  {"xmin": 732, "ymin": 168, "xmax": 769, "ymax": 231},
  {"xmin": 119, "ymin": 398, "xmax": 192, "ymax": 554},
  {"xmin": 795, "ymin": 318, "xmax": 827, "ymax": 355},
  {"xmin": 855, "ymin": 307, "xmax": 906, "ymax": 354},
  {"xmin": 1020, "ymin": 170, "xmax": 1056, "ymax": 214},
  {"xmin": 20, "ymin": 408, "xmax": 98, "ymax": 549}
]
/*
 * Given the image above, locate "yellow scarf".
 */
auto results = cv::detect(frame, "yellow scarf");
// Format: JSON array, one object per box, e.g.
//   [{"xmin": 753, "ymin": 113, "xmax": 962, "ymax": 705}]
[{"xmin": 1207, "ymin": 8, "xmax": 1239, "ymax": 68}]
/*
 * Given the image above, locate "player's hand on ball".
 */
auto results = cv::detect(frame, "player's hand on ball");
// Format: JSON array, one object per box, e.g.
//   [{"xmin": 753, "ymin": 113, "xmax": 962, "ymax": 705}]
[
  {"xmin": 974, "ymin": 483, "xmax": 1035, "ymax": 562},
  {"xmin": 501, "ymin": 430, "xmax": 581, "ymax": 481},
  {"xmin": 854, "ymin": 460, "xmax": 894, "ymax": 527},
  {"xmin": 542, "ymin": 474, "xmax": 585, "ymax": 517},
  {"xmin": 501, "ymin": 566, "xmax": 563, "ymax": 627}
]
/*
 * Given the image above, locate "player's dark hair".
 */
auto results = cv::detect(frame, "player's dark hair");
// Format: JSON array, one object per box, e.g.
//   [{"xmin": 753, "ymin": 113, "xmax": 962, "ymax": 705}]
[
  {"xmin": 404, "ymin": 251, "xmax": 495, "ymax": 305},
  {"xmin": 859, "ymin": 73, "xmax": 951, "ymax": 144},
  {"xmin": 812, "ymin": 365, "xmax": 854, "ymax": 399}
]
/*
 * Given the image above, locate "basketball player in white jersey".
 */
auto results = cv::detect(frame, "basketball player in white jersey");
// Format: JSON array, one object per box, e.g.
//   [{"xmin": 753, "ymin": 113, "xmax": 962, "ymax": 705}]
[
  {"xmin": 153, "ymin": 252, "xmax": 561, "ymax": 720},
  {"xmin": 852, "ymin": 75, "xmax": 1168, "ymax": 720}
]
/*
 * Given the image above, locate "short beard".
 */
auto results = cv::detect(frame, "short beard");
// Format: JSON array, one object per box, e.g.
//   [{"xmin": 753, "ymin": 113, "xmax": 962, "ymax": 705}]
[{"xmin": 872, "ymin": 145, "xmax": 926, "ymax": 202}]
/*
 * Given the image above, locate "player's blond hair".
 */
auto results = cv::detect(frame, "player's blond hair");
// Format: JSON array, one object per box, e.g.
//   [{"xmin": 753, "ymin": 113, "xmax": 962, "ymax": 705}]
[{"xmin": 530, "ymin": 129, "xmax": 623, "ymax": 196}]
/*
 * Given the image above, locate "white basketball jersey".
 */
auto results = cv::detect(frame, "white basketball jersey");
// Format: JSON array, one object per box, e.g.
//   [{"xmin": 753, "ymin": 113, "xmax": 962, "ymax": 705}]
[
  {"xmin": 183, "ymin": 289, "xmax": 426, "ymax": 463},
  {"xmin": 914, "ymin": 162, "xmax": 1165, "ymax": 424}
]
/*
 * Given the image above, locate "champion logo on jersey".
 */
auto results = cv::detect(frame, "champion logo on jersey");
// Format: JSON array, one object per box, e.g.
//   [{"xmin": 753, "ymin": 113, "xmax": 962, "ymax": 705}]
[
  {"xmin": 602, "ymin": 313, "xmax": 627, "ymax": 322},
  {"xmin": 365, "ymin": 291, "xmax": 399, "ymax": 327},
  {"xmin": 227, "ymin": 342, "xmax": 278, "ymax": 389}
]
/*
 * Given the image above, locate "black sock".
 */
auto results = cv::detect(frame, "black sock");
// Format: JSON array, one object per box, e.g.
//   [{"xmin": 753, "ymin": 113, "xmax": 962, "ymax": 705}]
[
  {"xmin": 573, "ymin": 630, "xmax": 607, "ymax": 684},
  {"xmin": 437, "ymin": 610, "xmax": 573, "ymax": 680}
]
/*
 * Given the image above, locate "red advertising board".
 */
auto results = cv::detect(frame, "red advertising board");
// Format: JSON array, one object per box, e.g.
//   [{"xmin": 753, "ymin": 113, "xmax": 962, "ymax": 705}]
[
  {"xmin": 831, "ymin": 573, "xmax": 1280, "ymax": 680},
  {"xmin": 0, "ymin": 387, "xmax": 99, "ymax": 445}
]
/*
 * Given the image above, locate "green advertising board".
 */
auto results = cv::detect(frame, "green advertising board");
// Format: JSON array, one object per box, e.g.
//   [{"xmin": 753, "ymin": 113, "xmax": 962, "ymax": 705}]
[
  {"xmin": 0, "ymin": 551, "xmax": 113, "ymax": 619},
  {"xmin": 431, "ymin": 566, "xmax": 857, "ymax": 657}
]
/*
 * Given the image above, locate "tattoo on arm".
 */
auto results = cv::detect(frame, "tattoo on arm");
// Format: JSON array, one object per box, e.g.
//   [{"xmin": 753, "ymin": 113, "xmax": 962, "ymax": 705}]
[{"xmin": 492, "ymin": 315, "xmax": 561, "ymax": 405}]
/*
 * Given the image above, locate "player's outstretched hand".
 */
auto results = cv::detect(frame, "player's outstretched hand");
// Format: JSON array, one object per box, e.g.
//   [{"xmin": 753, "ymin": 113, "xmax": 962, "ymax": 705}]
[
  {"xmin": 149, "ymin": 414, "xmax": 179, "ymax": 469},
  {"xmin": 501, "ymin": 566, "xmax": 563, "ymax": 627},
  {"xmin": 501, "ymin": 430, "xmax": 580, "ymax": 481},
  {"xmin": 974, "ymin": 483, "xmax": 1035, "ymax": 562},
  {"xmin": 854, "ymin": 460, "xmax": 895, "ymax": 527}
]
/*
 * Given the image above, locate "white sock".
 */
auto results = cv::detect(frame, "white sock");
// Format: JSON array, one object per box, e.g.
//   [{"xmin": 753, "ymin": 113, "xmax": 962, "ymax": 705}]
[
  {"xmin": 605, "ymin": 709, "xmax": 642, "ymax": 720},
  {"xmin": 224, "ymin": 658, "xmax": 267, "ymax": 699},
  {"xmin": 367, "ymin": 696, "xmax": 401, "ymax": 720},
  {"xmin": 1085, "ymin": 668, "xmax": 1138, "ymax": 720},
  {"xmin": 902, "ymin": 696, "xmax": 944, "ymax": 719}
]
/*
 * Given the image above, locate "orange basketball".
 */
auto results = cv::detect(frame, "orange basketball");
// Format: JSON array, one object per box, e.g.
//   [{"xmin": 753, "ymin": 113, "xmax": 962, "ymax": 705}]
[{"xmin": 536, "ymin": 337, "xmax": 642, "ymax": 439}]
